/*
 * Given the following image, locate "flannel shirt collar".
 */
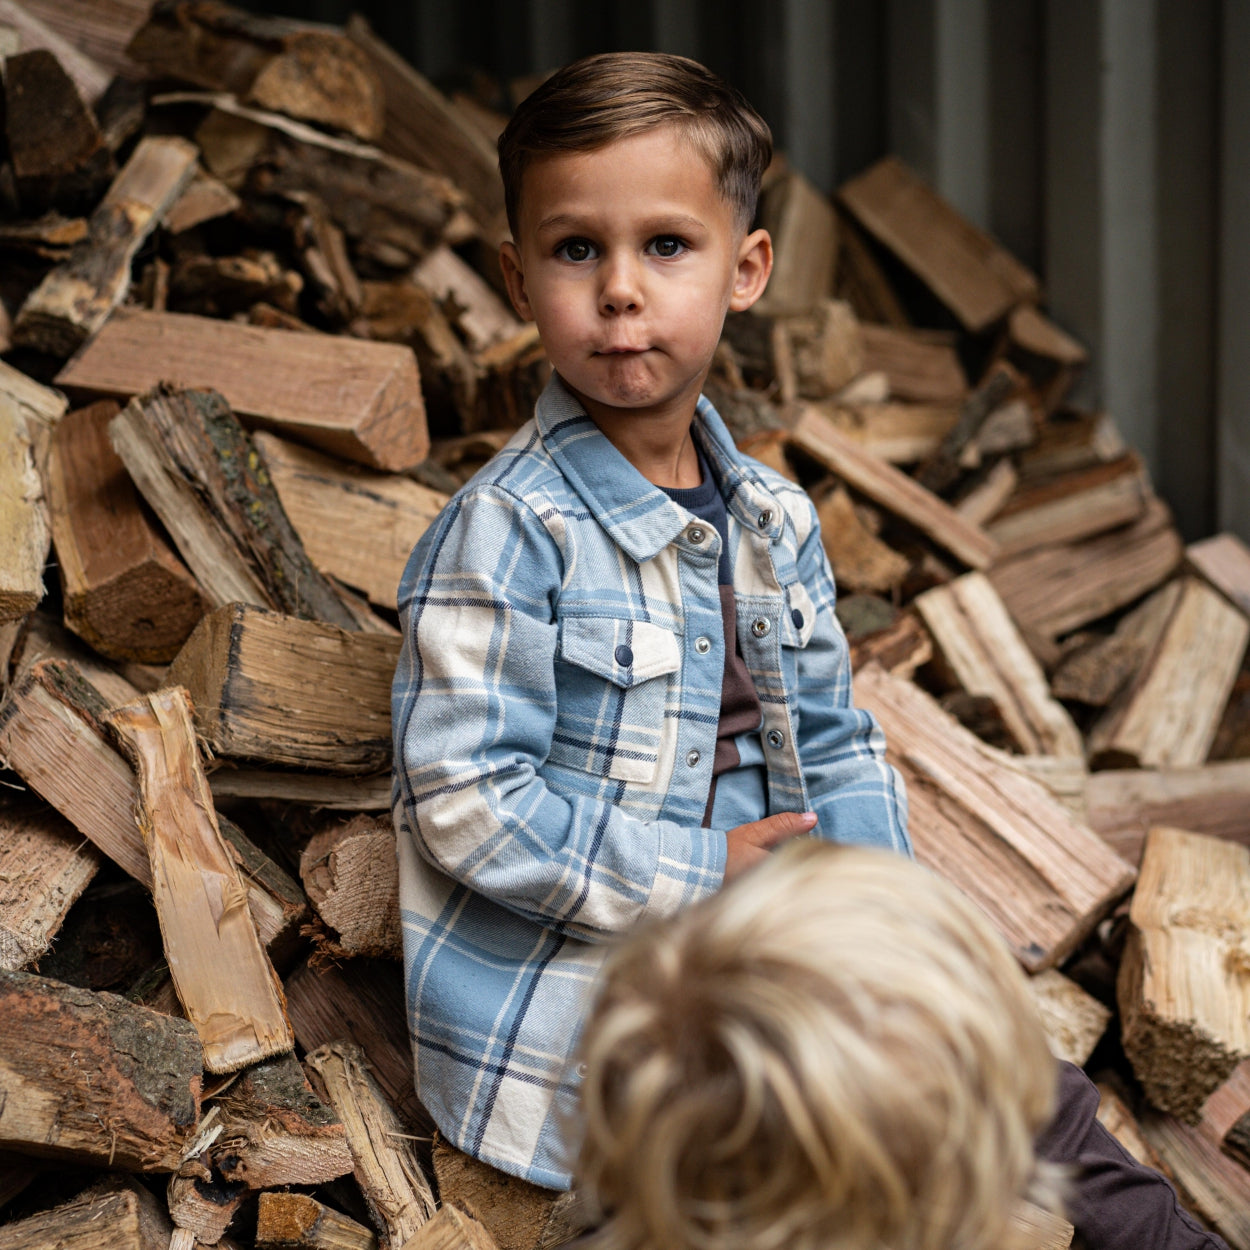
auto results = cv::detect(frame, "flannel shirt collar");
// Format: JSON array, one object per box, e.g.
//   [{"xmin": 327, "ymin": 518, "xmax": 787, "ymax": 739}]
[{"xmin": 534, "ymin": 373, "xmax": 786, "ymax": 564}]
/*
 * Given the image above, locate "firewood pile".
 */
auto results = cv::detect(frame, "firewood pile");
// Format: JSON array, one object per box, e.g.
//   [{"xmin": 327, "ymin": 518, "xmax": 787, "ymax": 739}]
[{"xmin": 2, "ymin": 3, "xmax": 1250, "ymax": 1248}]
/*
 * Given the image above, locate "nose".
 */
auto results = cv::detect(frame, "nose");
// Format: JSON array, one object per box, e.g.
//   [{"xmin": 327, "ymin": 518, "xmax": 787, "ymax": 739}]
[{"xmin": 599, "ymin": 253, "xmax": 643, "ymax": 314}]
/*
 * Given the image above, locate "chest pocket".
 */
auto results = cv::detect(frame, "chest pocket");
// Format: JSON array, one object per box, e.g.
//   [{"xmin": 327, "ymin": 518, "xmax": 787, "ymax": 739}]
[
  {"xmin": 549, "ymin": 618, "xmax": 681, "ymax": 784},
  {"xmin": 778, "ymin": 582, "xmax": 817, "ymax": 649}
]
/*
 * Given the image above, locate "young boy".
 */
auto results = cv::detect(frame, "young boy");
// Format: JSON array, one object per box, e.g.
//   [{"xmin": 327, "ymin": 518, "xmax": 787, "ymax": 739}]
[
  {"xmin": 576, "ymin": 840, "xmax": 1063, "ymax": 1250},
  {"xmin": 393, "ymin": 51, "xmax": 1227, "ymax": 1249}
]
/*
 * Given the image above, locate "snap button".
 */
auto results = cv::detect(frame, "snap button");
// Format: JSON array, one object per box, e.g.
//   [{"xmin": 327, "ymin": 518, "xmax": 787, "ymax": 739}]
[
  {"xmin": 577, "ymin": 1062, "xmax": 588, "ymax": 1078},
  {"xmin": 686, "ymin": 749, "xmax": 701, "ymax": 768},
  {"xmin": 695, "ymin": 636, "xmax": 712, "ymax": 654},
  {"xmin": 751, "ymin": 618, "xmax": 771, "ymax": 638},
  {"xmin": 614, "ymin": 644, "xmax": 633, "ymax": 667},
  {"xmin": 687, "ymin": 525, "xmax": 707, "ymax": 545},
  {"xmin": 757, "ymin": 509, "xmax": 772, "ymax": 529},
  {"xmin": 767, "ymin": 729, "xmax": 785, "ymax": 749},
  {"xmin": 791, "ymin": 608, "xmax": 804, "ymax": 629}
]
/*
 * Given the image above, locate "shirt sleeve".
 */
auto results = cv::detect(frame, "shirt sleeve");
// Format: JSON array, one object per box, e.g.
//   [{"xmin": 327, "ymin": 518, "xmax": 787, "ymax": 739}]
[
  {"xmin": 787, "ymin": 493, "xmax": 913, "ymax": 856},
  {"xmin": 392, "ymin": 483, "xmax": 726, "ymax": 943}
]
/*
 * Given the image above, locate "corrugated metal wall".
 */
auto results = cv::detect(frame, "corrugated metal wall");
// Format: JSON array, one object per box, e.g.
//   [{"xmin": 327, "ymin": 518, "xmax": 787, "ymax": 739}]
[{"xmin": 249, "ymin": 0, "xmax": 1248, "ymax": 545}]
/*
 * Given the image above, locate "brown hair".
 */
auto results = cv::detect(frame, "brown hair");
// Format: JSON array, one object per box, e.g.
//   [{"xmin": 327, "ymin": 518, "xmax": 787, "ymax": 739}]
[
  {"xmin": 497, "ymin": 52, "xmax": 773, "ymax": 235},
  {"xmin": 576, "ymin": 841, "xmax": 1062, "ymax": 1250}
]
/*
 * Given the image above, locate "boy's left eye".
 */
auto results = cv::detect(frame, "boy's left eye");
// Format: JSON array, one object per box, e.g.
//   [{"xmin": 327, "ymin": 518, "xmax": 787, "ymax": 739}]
[{"xmin": 647, "ymin": 236, "xmax": 687, "ymax": 258}]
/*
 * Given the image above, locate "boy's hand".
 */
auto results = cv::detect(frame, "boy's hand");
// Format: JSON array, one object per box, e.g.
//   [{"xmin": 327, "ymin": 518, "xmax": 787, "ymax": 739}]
[{"xmin": 723, "ymin": 811, "xmax": 817, "ymax": 881}]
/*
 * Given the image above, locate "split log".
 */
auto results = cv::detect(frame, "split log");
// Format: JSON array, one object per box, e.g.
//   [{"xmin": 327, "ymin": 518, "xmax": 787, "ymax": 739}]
[
  {"xmin": 344, "ymin": 14, "xmax": 503, "ymax": 225},
  {"xmin": 1203, "ymin": 1060, "xmax": 1250, "ymax": 1170},
  {"xmin": 838, "ymin": 156, "xmax": 1040, "ymax": 332},
  {"xmin": 1026, "ymin": 968, "xmax": 1110, "ymax": 1067},
  {"xmin": 857, "ymin": 324, "xmax": 967, "ymax": 404},
  {"xmin": 209, "ymin": 768, "xmax": 392, "ymax": 810},
  {"xmin": 913, "ymin": 572, "xmax": 1083, "ymax": 757},
  {"xmin": 168, "ymin": 603, "xmax": 398, "ymax": 773},
  {"xmin": 412, "ymin": 247, "xmax": 522, "ymax": 355},
  {"xmin": 208, "ymin": 1051, "xmax": 354, "ymax": 1188},
  {"xmin": 127, "ymin": 0, "xmax": 384, "ymax": 141},
  {"xmin": 1118, "ymin": 826, "xmax": 1250, "ymax": 1121},
  {"xmin": 1002, "ymin": 303, "xmax": 1088, "ymax": 415},
  {"xmin": 58, "ymin": 307, "xmax": 430, "ymax": 471},
  {"xmin": 755, "ymin": 166, "xmax": 837, "ymax": 316},
  {"xmin": 1019, "ymin": 411, "xmax": 1126, "ymax": 479},
  {"xmin": 0, "ymin": 394, "xmax": 50, "ymax": 625},
  {"xmin": 815, "ymin": 486, "xmax": 910, "ymax": 595},
  {"xmin": 846, "ymin": 608, "xmax": 933, "ymax": 680},
  {"xmin": 305, "ymin": 1041, "xmax": 437, "ymax": 1248},
  {"xmin": 984, "ymin": 454, "xmax": 1151, "ymax": 558},
  {"xmin": 1095, "ymin": 1082, "xmax": 1166, "ymax": 1171},
  {"xmin": 0, "ymin": 968, "xmax": 202, "ymax": 1170},
  {"xmin": 779, "ymin": 299, "xmax": 864, "ymax": 400},
  {"xmin": 9, "ymin": 0, "xmax": 149, "ymax": 83},
  {"xmin": 1187, "ymin": 532, "xmax": 1250, "ymax": 616},
  {"xmin": 853, "ymin": 664, "xmax": 1135, "ymax": 972},
  {"xmin": 256, "ymin": 1192, "xmax": 378, "ymax": 1250},
  {"xmin": 300, "ymin": 814, "xmax": 401, "ymax": 959},
  {"xmin": 107, "ymin": 385, "xmax": 359, "ymax": 628},
  {"xmin": 1086, "ymin": 759, "xmax": 1250, "ymax": 866},
  {"xmin": 0, "ymin": 359, "xmax": 68, "ymax": 433},
  {"xmin": 165, "ymin": 169, "xmax": 243, "ymax": 234},
  {"xmin": 1007, "ymin": 1202, "xmax": 1074, "ymax": 1250},
  {"xmin": 913, "ymin": 361, "xmax": 1019, "ymax": 495},
  {"xmin": 0, "ymin": 797, "xmax": 101, "ymax": 971},
  {"xmin": 108, "ymin": 686, "xmax": 294, "ymax": 1074},
  {"xmin": 1088, "ymin": 577, "xmax": 1249, "ymax": 769},
  {"xmin": 400, "ymin": 1206, "xmax": 500, "ymax": 1250},
  {"xmin": 0, "ymin": 1179, "xmax": 161, "ymax": 1250},
  {"xmin": 0, "ymin": 0, "xmax": 114, "ymax": 105},
  {"xmin": 1, "ymin": 48, "xmax": 114, "ymax": 216},
  {"xmin": 818, "ymin": 400, "xmax": 959, "ymax": 464},
  {"xmin": 954, "ymin": 458, "xmax": 1018, "ymax": 526},
  {"xmin": 14, "ymin": 136, "xmax": 198, "ymax": 357},
  {"xmin": 790, "ymin": 406, "xmax": 998, "ymax": 570},
  {"xmin": 45, "ymin": 399, "xmax": 208, "ymax": 662},
  {"xmin": 283, "ymin": 958, "xmax": 427, "ymax": 1136},
  {"xmin": 470, "ymin": 326, "xmax": 551, "ymax": 433},
  {"xmin": 1137, "ymin": 1109, "xmax": 1250, "ymax": 1250},
  {"xmin": 166, "ymin": 1162, "xmax": 246, "ymax": 1246},
  {"xmin": 254, "ymin": 432, "xmax": 448, "ymax": 611},
  {"xmin": 988, "ymin": 497, "xmax": 1183, "ymax": 642}
]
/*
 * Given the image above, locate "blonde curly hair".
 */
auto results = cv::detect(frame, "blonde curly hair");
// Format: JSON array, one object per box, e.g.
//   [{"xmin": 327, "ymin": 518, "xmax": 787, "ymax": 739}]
[{"xmin": 575, "ymin": 841, "xmax": 1061, "ymax": 1250}]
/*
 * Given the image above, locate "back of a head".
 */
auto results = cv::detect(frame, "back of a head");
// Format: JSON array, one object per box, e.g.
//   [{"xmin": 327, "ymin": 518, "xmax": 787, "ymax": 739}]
[
  {"xmin": 576, "ymin": 841, "xmax": 1059, "ymax": 1250},
  {"xmin": 497, "ymin": 51, "xmax": 773, "ymax": 236}
]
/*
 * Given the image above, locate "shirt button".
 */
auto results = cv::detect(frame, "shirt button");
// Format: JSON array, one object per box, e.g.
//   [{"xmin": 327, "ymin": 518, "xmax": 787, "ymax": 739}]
[
  {"xmin": 694, "ymin": 636, "xmax": 712, "ymax": 654},
  {"xmin": 767, "ymin": 729, "xmax": 785, "ymax": 749},
  {"xmin": 791, "ymin": 608, "xmax": 804, "ymax": 629},
  {"xmin": 614, "ymin": 644, "xmax": 633, "ymax": 667},
  {"xmin": 758, "ymin": 509, "xmax": 772, "ymax": 529},
  {"xmin": 686, "ymin": 749, "xmax": 701, "ymax": 768},
  {"xmin": 751, "ymin": 618, "xmax": 771, "ymax": 638},
  {"xmin": 687, "ymin": 525, "xmax": 707, "ymax": 544}
]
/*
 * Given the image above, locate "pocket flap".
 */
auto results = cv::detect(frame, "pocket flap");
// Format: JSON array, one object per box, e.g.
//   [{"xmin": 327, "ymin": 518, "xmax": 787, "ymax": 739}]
[{"xmin": 559, "ymin": 617, "xmax": 682, "ymax": 687}]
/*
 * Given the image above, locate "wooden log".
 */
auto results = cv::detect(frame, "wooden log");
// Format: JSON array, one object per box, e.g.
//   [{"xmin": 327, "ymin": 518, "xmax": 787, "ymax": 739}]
[
  {"xmin": 755, "ymin": 166, "xmax": 838, "ymax": 316},
  {"xmin": 10, "ymin": 0, "xmax": 148, "ymax": 82},
  {"xmin": 790, "ymin": 405, "xmax": 998, "ymax": 570},
  {"xmin": 399, "ymin": 1206, "xmax": 501, "ymax": 1250},
  {"xmin": 254, "ymin": 432, "xmax": 447, "ymax": 611},
  {"xmin": 0, "ymin": 967, "xmax": 202, "ymax": 1169},
  {"xmin": 0, "ymin": 1, "xmax": 115, "ymax": 104},
  {"xmin": 344, "ymin": 14, "xmax": 503, "ymax": 225},
  {"xmin": 108, "ymin": 385, "xmax": 358, "ymax": 628},
  {"xmin": 985, "ymin": 454, "xmax": 1151, "ymax": 558},
  {"xmin": 209, "ymin": 767, "xmax": 392, "ymax": 810},
  {"xmin": 846, "ymin": 608, "xmax": 933, "ymax": 681},
  {"xmin": 108, "ymin": 686, "xmax": 294, "ymax": 1074},
  {"xmin": 833, "ymin": 208, "xmax": 910, "ymax": 329},
  {"xmin": 954, "ymin": 458, "xmax": 1018, "ymax": 526},
  {"xmin": 412, "ymin": 247, "xmax": 522, "ymax": 355},
  {"xmin": 1002, "ymin": 303, "xmax": 1088, "ymax": 415},
  {"xmin": 914, "ymin": 361, "xmax": 1020, "ymax": 495},
  {"xmin": 815, "ymin": 486, "xmax": 910, "ymax": 595},
  {"xmin": 300, "ymin": 814, "xmax": 400, "ymax": 959},
  {"xmin": 817, "ymin": 400, "xmax": 959, "ymax": 464},
  {"xmin": 1088, "ymin": 577, "xmax": 1249, "ymax": 769},
  {"xmin": 988, "ymin": 497, "xmax": 1184, "ymax": 642},
  {"xmin": 1086, "ymin": 759, "xmax": 1250, "ymax": 866},
  {"xmin": 853, "ymin": 664, "xmax": 1135, "ymax": 972},
  {"xmin": 168, "ymin": 603, "xmax": 397, "ymax": 773},
  {"xmin": 0, "ymin": 797, "xmax": 101, "ymax": 972},
  {"xmin": 1019, "ymin": 411, "xmax": 1126, "ymax": 479},
  {"xmin": 0, "ymin": 360, "xmax": 68, "ymax": 433},
  {"xmin": 1026, "ymin": 968, "xmax": 1110, "ymax": 1067},
  {"xmin": 45, "ymin": 399, "xmax": 208, "ymax": 661},
  {"xmin": 1187, "ymin": 532, "xmax": 1250, "ymax": 616},
  {"xmin": 1007, "ymin": 1202, "xmax": 1074, "ymax": 1250},
  {"xmin": 857, "ymin": 323, "xmax": 967, "ymax": 404},
  {"xmin": 0, "ymin": 394, "xmax": 50, "ymax": 625},
  {"xmin": 1137, "ymin": 1109, "xmax": 1250, "ymax": 1250},
  {"xmin": 1095, "ymin": 1082, "xmax": 1167, "ymax": 1171},
  {"xmin": 1203, "ymin": 1060, "xmax": 1250, "ymax": 1170},
  {"xmin": 169, "ymin": 249, "xmax": 303, "ymax": 320},
  {"xmin": 1118, "ymin": 826, "xmax": 1250, "ymax": 1121},
  {"xmin": 58, "ymin": 307, "xmax": 429, "ymax": 472},
  {"xmin": 1, "ymin": 48, "xmax": 113, "ymax": 216},
  {"xmin": 914, "ymin": 572, "xmax": 1083, "ymax": 757},
  {"xmin": 284, "ymin": 957, "xmax": 428, "ymax": 1136},
  {"xmin": 165, "ymin": 169, "xmax": 243, "ymax": 234},
  {"xmin": 14, "ymin": 136, "xmax": 198, "ymax": 357},
  {"xmin": 778, "ymin": 299, "xmax": 864, "ymax": 400},
  {"xmin": 837, "ymin": 156, "xmax": 1040, "ymax": 333},
  {"xmin": 127, "ymin": 0, "xmax": 383, "ymax": 141},
  {"xmin": 256, "ymin": 1192, "xmax": 379, "ymax": 1250},
  {"xmin": 0, "ymin": 1181, "xmax": 157, "ymax": 1250},
  {"xmin": 304, "ymin": 1041, "xmax": 437, "ymax": 1249}
]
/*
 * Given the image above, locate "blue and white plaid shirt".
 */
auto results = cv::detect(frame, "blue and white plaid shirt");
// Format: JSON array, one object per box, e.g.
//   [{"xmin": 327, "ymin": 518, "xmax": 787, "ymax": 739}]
[{"xmin": 392, "ymin": 374, "xmax": 909, "ymax": 1188}]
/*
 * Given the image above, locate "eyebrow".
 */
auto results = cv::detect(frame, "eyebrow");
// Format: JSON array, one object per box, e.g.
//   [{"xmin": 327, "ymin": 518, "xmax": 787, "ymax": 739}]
[{"xmin": 534, "ymin": 212, "xmax": 708, "ymax": 235}]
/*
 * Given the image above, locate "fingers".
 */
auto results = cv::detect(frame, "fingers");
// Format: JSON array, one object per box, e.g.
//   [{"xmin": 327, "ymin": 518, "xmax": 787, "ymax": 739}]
[{"xmin": 723, "ymin": 810, "xmax": 817, "ymax": 881}]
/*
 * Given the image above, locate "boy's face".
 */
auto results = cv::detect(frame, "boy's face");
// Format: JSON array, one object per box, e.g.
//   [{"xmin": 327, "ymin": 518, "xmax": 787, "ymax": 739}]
[{"xmin": 499, "ymin": 126, "xmax": 772, "ymax": 445}]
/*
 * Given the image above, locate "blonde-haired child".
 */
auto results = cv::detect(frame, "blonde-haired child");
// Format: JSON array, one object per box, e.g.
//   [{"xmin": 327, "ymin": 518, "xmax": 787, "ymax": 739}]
[{"xmin": 577, "ymin": 840, "xmax": 1061, "ymax": 1250}]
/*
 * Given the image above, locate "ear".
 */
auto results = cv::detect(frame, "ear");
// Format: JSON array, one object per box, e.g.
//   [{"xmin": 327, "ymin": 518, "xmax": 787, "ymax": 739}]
[
  {"xmin": 499, "ymin": 240, "xmax": 535, "ymax": 322},
  {"xmin": 728, "ymin": 228, "xmax": 773, "ymax": 313}
]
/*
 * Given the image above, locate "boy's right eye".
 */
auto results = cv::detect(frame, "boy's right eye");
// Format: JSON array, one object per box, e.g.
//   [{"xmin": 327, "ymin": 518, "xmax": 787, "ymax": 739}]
[{"xmin": 555, "ymin": 238, "xmax": 597, "ymax": 262}]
